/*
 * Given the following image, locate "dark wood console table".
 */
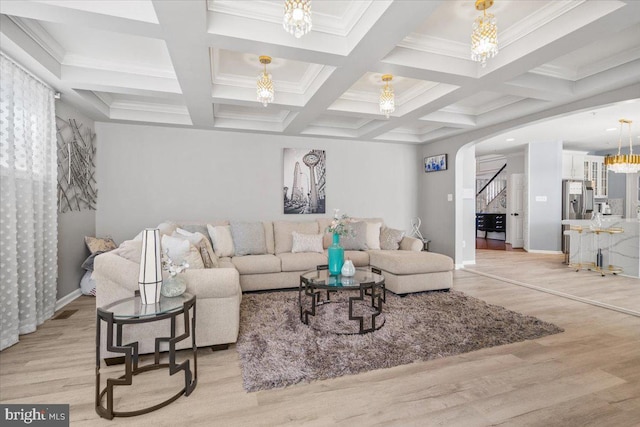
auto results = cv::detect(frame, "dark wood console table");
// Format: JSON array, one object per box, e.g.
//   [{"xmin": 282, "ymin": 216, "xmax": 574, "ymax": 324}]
[{"xmin": 476, "ymin": 213, "xmax": 506, "ymax": 238}]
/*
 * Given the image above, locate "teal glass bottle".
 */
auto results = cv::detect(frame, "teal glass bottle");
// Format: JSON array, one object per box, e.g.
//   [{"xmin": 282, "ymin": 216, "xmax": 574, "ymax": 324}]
[{"xmin": 328, "ymin": 233, "xmax": 344, "ymax": 276}]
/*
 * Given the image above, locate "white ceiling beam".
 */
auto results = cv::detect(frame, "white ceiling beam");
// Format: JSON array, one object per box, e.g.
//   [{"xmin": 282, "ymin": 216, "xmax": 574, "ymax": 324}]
[
  {"xmin": 0, "ymin": 1, "xmax": 162, "ymax": 39},
  {"xmin": 63, "ymin": 65, "xmax": 181, "ymax": 94},
  {"xmin": 152, "ymin": 0, "xmax": 214, "ymax": 127}
]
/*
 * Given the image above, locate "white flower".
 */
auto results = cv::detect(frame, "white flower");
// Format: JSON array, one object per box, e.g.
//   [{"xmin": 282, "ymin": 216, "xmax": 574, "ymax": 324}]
[{"xmin": 162, "ymin": 249, "xmax": 189, "ymax": 277}]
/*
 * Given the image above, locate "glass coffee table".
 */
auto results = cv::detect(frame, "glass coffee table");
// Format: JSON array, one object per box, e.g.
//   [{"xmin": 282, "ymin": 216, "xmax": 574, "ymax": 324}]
[
  {"xmin": 299, "ymin": 267, "xmax": 385, "ymax": 334},
  {"xmin": 95, "ymin": 293, "xmax": 197, "ymax": 419}
]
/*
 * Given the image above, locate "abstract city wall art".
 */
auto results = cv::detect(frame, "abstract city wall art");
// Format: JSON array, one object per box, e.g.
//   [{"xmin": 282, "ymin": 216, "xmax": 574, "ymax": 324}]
[
  {"xmin": 424, "ymin": 154, "xmax": 447, "ymax": 172},
  {"xmin": 283, "ymin": 148, "xmax": 326, "ymax": 214},
  {"xmin": 56, "ymin": 117, "xmax": 97, "ymax": 212}
]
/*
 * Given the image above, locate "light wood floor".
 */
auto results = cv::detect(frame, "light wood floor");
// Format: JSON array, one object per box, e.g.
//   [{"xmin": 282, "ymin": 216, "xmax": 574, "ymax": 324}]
[
  {"xmin": 469, "ymin": 250, "xmax": 640, "ymax": 316},
  {"xmin": 1, "ymin": 253, "xmax": 639, "ymax": 426}
]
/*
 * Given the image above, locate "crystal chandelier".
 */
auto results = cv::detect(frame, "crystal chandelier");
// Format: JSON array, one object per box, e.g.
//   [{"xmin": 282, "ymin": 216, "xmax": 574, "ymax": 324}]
[
  {"xmin": 379, "ymin": 74, "xmax": 395, "ymax": 119},
  {"xmin": 605, "ymin": 119, "xmax": 640, "ymax": 174},
  {"xmin": 256, "ymin": 56, "xmax": 274, "ymax": 107},
  {"xmin": 283, "ymin": 0, "xmax": 312, "ymax": 39},
  {"xmin": 471, "ymin": 0, "xmax": 498, "ymax": 67}
]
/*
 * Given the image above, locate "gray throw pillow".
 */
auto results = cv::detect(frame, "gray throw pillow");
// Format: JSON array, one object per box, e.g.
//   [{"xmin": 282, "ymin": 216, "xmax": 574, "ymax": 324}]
[
  {"xmin": 380, "ymin": 227, "xmax": 405, "ymax": 250},
  {"xmin": 230, "ymin": 221, "xmax": 267, "ymax": 256},
  {"xmin": 179, "ymin": 224, "xmax": 213, "ymax": 248},
  {"xmin": 340, "ymin": 221, "xmax": 368, "ymax": 251}
]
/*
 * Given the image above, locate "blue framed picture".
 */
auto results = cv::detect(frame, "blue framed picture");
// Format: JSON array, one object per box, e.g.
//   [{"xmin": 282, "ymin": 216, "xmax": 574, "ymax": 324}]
[{"xmin": 424, "ymin": 154, "xmax": 447, "ymax": 172}]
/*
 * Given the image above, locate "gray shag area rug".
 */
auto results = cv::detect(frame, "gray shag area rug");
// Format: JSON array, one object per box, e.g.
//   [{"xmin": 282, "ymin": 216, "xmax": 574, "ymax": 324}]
[{"xmin": 236, "ymin": 290, "xmax": 563, "ymax": 392}]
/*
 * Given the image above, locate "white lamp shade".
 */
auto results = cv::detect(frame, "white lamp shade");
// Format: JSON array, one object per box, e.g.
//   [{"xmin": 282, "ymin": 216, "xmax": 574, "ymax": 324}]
[{"xmin": 138, "ymin": 228, "xmax": 162, "ymax": 304}]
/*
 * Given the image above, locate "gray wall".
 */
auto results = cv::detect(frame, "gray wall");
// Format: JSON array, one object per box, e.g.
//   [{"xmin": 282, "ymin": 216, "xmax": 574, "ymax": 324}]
[
  {"xmin": 419, "ymin": 142, "xmax": 456, "ymax": 259},
  {"xmin": 526, "ymin": 141, "xmax": 563, "ymax": 252},
  {"xmin": 55, "ymin": 101, "xmax": 96, "ymax": 300},
  {"xmin": 95, "ymin": 123, "xmax": 420, "ymax": 243}
]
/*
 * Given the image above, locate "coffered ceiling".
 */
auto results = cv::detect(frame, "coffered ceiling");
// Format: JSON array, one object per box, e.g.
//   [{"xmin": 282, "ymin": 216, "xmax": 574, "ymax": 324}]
[{"xmin": 1, "ymin": 0, "xmax": 639, "ymax": 149}]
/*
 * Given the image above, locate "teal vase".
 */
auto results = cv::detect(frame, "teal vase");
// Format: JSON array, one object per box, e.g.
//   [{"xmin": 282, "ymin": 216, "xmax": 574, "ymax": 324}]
[{"xmin": 328, "ymin": 233, "xmax": 344, "ymax": 276}]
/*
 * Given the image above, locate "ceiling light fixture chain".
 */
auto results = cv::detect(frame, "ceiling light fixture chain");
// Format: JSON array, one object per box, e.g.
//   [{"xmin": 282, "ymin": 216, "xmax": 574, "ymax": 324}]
[
  {"xmin": 605, "ymin": 119, "xmax": 640, "ymax": 174},
  {"xmin": 257, "ymin": 55, "xmax": 274, "ymax": 107},
  {"xmin": 379, "ymin": 74, "xmax": 395, "ymax": 119},
  {"xmin": 283, "ymin": 0, "xmax": 312, "ymax": 39},
  {"xmin": 471, "ymin": 0, "xmax": 498, "ymax": 67}
]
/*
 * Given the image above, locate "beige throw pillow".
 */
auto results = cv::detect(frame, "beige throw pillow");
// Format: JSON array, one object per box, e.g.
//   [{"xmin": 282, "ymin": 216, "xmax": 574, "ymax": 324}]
[
  {"xmin": 207, "ymin": 224, "xmax": 235, "ymax": 257},
  {"xmin": 291, "ymin": 232, "xmax": 324, "ymax": 254},
  {"xmin": 85, "ymin": 236, "xmax": 117, "ymax": 254},
  {"xmin": 174, "ymin": 228, "xmax": 219, "ymax": 268},
  {"xmin": 112, "ymin": 240, "xmax": 142, "ymax": 263},
  {"xmin": 365, "ymin": 222, "xmax": 382, "ymax": 250}
]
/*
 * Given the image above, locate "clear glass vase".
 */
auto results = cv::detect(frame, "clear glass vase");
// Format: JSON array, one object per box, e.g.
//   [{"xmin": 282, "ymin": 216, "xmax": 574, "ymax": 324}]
[{"xmin": 161, "ymin": 275, "xmax": 187, "ymax": 297}]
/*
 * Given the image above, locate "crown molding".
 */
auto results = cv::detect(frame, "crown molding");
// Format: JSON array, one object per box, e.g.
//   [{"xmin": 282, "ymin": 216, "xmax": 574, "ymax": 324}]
[
  {"xmin": 397, "ymin": 34, "xmax": 469, "ymax": 60},
  {"xmin": 8, "ymin": 16, "xmax": 65, "ymax": 63},
  {"xmin": 207, "ymin": 0, "xmax": 372, "ymax": 37},
  {"xmin": 310, "ymin": 116, "xmax": 372, "ymax": 130},
  {"xmin": 214, "ymin": 105, "xmax": 291, "ymax": 123},
  {"xmin": 576, "ymin": 46, "xmax": 640, "ymax": 81},
  {"xmin": 396, "ymin": 81, "xmax": 439, "ymax": 105},
  {"xmin": 442, "ymin": 94, "xmax": 523, "ymax": 116},
  {"xmin": 499, "ymin": 0, "xmax": 586, "ymax": 49},
  {"xmin": 109, "ymin": 100, "xmax": 188, "ymax": 115},
  {"xmin": 63, "ymin": 54, "xmax": 177, "ymax": 79}
]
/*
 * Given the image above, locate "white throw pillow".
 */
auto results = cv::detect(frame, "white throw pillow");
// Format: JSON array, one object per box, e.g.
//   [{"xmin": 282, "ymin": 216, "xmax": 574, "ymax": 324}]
[
  {"xmin": 174, "ymin": 228, "xmax": 219, "ymax": 268},
  {"xmin": 207, "ymin": 224, "xmax": 235, "ymax": 257},
  {"xmin": 365, "ymin": 222, "xmax": 382, "ymax": 250},
  {"xmin": 161, "ymin": 234, "xmax": 205, "ymax": 269},
  {"xmin": 291, "ymin": 231, "xmax": 324, "ymax": 254}
]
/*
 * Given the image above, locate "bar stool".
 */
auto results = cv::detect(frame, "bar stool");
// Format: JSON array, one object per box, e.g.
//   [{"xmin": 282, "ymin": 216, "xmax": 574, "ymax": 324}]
[
  {"xmin": 568, "ymin": 226, "xmax": 584, "ymax": 271},
  {"xmin": 604, "ymin": 227, "xmax": 624, "ymax": 275},
  {"xmin": 591, "ymin": 227, "xmax": 605, "ymax": 275}
]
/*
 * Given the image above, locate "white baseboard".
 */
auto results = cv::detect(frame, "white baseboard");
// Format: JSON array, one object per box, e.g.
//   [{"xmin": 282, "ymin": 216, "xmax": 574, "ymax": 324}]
[
  {"xmin": 455, "ymin": 264, "xmax": 465, "ymax": 269},
  {"xmin": 463, "ymin": 260, "xmax": 476, "ymax": 266},
  {"xmin": 55, "ymin": 289, "xmax": 82, "ymax": 312},
  {"xmin": 525, "ymin": 250, "xmax": 563, "ymax": 255}
]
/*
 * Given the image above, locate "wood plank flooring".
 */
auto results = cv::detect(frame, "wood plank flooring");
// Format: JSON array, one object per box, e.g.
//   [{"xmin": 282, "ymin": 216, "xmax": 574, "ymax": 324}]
[
  {"xmin": 1, "ymin": 252, "xmax": 639, "ymax": 426},
  {"xmin": 468, "ymin": 250, "xmax": 640, "ymax": 316}
]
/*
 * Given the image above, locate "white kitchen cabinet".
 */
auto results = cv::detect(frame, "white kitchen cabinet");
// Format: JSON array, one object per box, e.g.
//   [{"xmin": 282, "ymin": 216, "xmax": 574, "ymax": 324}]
[
  {"xmin": 584, "ymin": 155, "xmax": 608, "ymax": 198},
  {"xmin": 562, "ymin": 151, "xmax": 586, "ymax": 180}
]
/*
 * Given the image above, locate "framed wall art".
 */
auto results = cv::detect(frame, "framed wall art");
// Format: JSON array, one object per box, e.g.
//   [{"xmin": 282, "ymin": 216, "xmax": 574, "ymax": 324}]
[
  {"xmin": 283, "ymin": 148, "xmax": 326, "ymax": 214},
  {"xmin": 424, "ymin": 154, "xmax": 447, "ymax": 172}
]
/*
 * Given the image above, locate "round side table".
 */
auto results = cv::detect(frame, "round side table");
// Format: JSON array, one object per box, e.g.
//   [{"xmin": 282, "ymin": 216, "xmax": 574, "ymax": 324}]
[{"xmin": 95, "ymin": 293, "xmax": 197, "ymax": 419}]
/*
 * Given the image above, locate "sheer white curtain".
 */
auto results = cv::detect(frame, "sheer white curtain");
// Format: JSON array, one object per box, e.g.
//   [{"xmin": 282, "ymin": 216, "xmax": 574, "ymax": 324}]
[{"xmin": 0, "ymin": 53, "xmax": 58, "ymax": 351}]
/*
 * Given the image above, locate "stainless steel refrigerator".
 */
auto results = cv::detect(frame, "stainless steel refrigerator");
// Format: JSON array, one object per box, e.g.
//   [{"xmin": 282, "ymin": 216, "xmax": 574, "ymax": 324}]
[{"xmin": 562, "ymin": 179, "xmax": 594, "ymax": 259}]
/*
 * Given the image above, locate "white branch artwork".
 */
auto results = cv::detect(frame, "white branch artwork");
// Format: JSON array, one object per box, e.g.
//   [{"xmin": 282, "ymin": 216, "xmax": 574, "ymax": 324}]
[{"xmin": 56, "ymin": 117, "xmax": 97, "ymax": 212}]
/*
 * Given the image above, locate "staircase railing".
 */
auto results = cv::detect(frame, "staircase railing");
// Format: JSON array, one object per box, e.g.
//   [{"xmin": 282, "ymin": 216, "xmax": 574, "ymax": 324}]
[
  {"xmin": 476, "ymin": 164, "xmax": 506, "ymax": 197},
  {"xmin": 476, "ymin": 164, "xmax": 507, "ymax": 213}
]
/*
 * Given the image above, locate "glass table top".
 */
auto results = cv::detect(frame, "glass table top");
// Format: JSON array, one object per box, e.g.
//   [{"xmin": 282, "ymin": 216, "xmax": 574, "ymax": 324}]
[
  {"xmin": 100, "ymin": 293, "xmax": 194, "ymax": 319},
  {"xmin": 301, "ymin": 268, "xmax": 384, "ymax": 289}
]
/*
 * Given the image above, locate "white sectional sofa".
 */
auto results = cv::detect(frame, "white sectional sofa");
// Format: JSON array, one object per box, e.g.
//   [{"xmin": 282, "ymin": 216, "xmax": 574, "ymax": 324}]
[{"xmin": 94, "ymin": 218, "xmax": 454, "ymax": 357}]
